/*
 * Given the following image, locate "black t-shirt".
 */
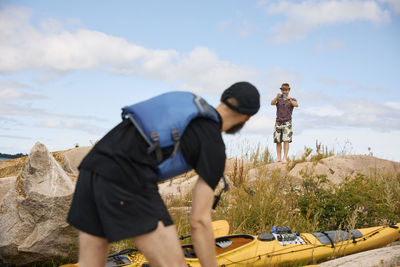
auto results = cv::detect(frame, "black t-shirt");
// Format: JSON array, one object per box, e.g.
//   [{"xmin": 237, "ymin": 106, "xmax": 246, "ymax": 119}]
[{"xmin": 79, "ymin": 114, "xmax": 225, "ymax": 190}]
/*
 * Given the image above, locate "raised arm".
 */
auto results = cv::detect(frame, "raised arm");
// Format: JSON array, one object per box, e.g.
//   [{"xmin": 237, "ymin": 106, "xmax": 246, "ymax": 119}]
[
  {"xmin": 287, "ymin": 97, "xmax": 299, "ymax": 107},
  {"xmin": 271, "ymin": 93, "xmax": 281, "ymax": 105},
  {"xmin": 190, "ymin": 177, "xmax": 218, "ymax": 267}
]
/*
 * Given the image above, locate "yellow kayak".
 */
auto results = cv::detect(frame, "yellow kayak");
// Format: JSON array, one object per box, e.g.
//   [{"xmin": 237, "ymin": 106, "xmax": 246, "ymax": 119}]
[{"xmin": 62, "ymin": 222, "xmax": 400, "ymax": 266}]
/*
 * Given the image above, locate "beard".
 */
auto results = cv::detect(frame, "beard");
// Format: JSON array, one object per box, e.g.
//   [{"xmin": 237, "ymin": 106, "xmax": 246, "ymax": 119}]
[{"xmin": 225, "ymin": 122, "xmax": 246, "ymax": 135}]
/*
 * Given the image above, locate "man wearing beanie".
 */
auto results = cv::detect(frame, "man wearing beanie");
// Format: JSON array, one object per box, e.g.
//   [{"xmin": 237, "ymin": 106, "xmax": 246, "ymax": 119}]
[{"xmin": 67, "ymin": 81, "xmax": 260, "ymax": 267}]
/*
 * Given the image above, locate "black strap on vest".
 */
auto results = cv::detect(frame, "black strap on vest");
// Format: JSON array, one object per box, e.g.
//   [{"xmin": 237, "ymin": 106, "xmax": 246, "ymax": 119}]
[
  {"xmin": 147, "ymin": 129, "xmax": 181, "ymax": 164},
  {"xmin": 212, "ymin": 176, "xmax": 229, "ymax": 210},
  {"xmin": 147, "ymin": 131, "xmax": 163, "ymax": 163},
  {"xmin": 170, "ymin": 128, "xmax": 180, "ymax": 160}
]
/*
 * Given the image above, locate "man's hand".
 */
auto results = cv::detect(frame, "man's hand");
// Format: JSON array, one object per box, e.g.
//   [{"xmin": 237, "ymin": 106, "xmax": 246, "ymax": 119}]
[
  {"xmin": 288, "ymin": 97, "xmax": 299, "ymax": 107},
  {"xmin": 271, "ymin": 93, "xmax": 281, "ymax": 105}
]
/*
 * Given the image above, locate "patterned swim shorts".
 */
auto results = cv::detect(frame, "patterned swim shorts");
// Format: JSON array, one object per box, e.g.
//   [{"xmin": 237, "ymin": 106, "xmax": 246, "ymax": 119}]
[{"xmin": 273, "ymin": 121, "xmax": 293, "ymax": 143}]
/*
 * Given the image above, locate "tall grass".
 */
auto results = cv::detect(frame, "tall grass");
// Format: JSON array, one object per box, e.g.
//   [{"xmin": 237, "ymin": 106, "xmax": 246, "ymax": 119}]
[
  {"xmin": 180, "ymin": 141, "xmax": 400, "ymax": 235},
  {"xmin": 55, "ymin": 140, "xmax": 400, "ymax": 265}
]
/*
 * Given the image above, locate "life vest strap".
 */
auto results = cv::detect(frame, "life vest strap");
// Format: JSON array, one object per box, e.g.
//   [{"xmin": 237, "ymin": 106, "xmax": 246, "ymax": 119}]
[
  {"xmin": 171, "ymin": 129, "xmax": 180, "ymax": 160},
  {"xmin": 124, "ymin": 113, "xmax": 152, "ymax": 146},
  {"xmin": 147, "ymin": 131, "xmax": 163, "ymax": 163}
]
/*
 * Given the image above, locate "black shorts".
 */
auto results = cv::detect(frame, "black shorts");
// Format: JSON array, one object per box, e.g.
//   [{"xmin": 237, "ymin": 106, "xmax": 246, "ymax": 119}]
[{"xmin": 67, "ymin": 169, "xmax": 173, "ymax": 242}]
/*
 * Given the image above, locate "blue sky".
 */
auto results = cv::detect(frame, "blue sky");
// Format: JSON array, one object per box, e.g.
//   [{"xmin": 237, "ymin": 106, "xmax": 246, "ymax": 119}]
[{"xmin": 1, "ymin": 0, "xmax": 399, "ymax": 161}]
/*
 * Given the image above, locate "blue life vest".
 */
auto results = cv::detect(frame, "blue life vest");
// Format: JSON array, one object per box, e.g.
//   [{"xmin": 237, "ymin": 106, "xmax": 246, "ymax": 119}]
[{"xmin": 121, "ymin": 91, "xmax": 220, "ymax": 181}]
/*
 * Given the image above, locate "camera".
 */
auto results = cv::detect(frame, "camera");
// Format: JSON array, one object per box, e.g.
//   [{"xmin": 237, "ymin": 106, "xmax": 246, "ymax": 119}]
[{"xmin": 281, "ymin": 94, "xmax": 287, "ymax": 98}]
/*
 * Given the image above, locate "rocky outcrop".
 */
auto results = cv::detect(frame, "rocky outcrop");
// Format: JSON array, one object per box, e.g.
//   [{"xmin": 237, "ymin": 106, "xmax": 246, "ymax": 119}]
[
  {"xmin": 247, "ymin": 161, "xmax": 288, "ymax": 183},
  {"xmin": 159, "ymin": 174, "xmax": 198, "ymax": 205},
  {"xmin": 244, "ymin": 155, "xmax": 400, "ymax": 185},
  {"xmin": 318, "ymin": 244, "xmax": 400, "ymax": 267},
  {"xmin": 0, "ymin": 176, "xmax": 16, "ymax": 203},
  {"xmin": 288, "ymin": 155, "xmax": 400, "ymax": 184},
  {"xmin": 62, "ymin": 146, "xmax": 91, "ymax": 174},
  {"xmin": 0, "ymin": 142, "xmax": 77, "ymax": 265},
  {"xmin": 159, "ymin": 172, "xmax": 231, "ymax": 206}
]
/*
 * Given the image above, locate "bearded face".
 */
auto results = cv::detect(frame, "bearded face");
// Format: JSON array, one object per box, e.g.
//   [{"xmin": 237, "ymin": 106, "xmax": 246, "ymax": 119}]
[{"xmin": 225, "ymin": 121, "xmax": 246, "ymax": 135}]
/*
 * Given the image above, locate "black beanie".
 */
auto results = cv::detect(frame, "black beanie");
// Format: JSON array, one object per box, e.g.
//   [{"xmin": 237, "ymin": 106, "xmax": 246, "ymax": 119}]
[{"xmin": 221, "ymin": 81, "xmax": 260, "ymax": 115}]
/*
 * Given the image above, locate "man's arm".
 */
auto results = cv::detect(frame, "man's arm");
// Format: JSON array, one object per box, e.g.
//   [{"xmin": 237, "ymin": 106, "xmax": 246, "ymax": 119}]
[
  {"xmin": 271, "ymin": 93, "xmax": 281, "ymax": 105},
  {"xmin": 190, "ymin": 177, "xmax": 218, "ymax": 267},
  {"xmin": 287, "ymin": 97, "xmax": 299, "ymax": 107}
]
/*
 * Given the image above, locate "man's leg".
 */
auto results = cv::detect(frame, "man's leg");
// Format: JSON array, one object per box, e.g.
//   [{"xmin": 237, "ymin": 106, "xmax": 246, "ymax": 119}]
[
  {"xmin": 283, "ymin": 141, "xmax": 289, "ymax": 163},
  {"xmin": 132, "ymin": 221, "xmax": 187, "ymax": 267},
  {"xmin": 78, "ymin": 231, "xmax": 109, "ymax": 267},
  {"xmin": 276, "ymin": 142, "xmax": 282, "ymax": 162}
]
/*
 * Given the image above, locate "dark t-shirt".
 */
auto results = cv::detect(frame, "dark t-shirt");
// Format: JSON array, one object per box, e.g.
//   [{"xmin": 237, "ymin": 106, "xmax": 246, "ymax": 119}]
[
  {"xmin": 79, "ymin": 114, "xmax": 225, "ymax": 190},
  {"xmin": 276, "ymin": 97, "xmax": 297, "ymax": 122}
]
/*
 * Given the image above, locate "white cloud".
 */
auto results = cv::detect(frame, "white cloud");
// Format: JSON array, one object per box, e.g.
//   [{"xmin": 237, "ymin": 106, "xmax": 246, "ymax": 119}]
[
  {"xmin": 0, "ymin": 6, "xmax": 257, "ymax": 93},
  {"xmin": 319, "ymin": 77, "xmax": 385, "ymax": 92},
  {"xmin": 243, "ymin": 113, "xmax": 276, "ymax": 134},
  {"xmin": 238, "ymin": 21, "xmax": 257, "ymax": 38},
  {"xmin": 379, "ymin": 0, "xmax": 400, "ymax": 13},
  {"xmin": 217, "ymin": 20, "xmax": 231, "ymax": 33},
  {"xmin": 384, "ymin": 101, "xmax": 400, "ymax": 110},
  {"xmin": 175, "ymin": 47, "xmax": 257, "ymax": 93},
  {"xmin": 36, "ymin": 119, "xmax": 105, "ymax": 134},
  {"xmin": 38, "ymin": 119, "xmax": 61, "ymax": 128},
  {"xmin": 295, "ymin": 98, "xmax": 400, "ymax": 132},
  {"xmin": 0, "ymin": 134, "xmax": 31, "ymax": 140},
  {"xmin": 262, "ymin": 67, "xmax": 302, "ymax": 94},
  {"xmin": 0, "ymin": 81, "xmax": 30, "ymax": 89},
  {"xmin": 0, "ymin": 102, "xmax": 105, "ymax": 121},
  {"xmin": 267, "ymin": 0, "xmax": 390, "ymax": 43},
  {"xmin": 0, "ymin": 88, "xmax": 44, "ymax": 100},
  {"xmin": 300, "ymin": 105, "xmax": 345, "ymax": 117},
  {"xmin": 313, "ymin": 39, "xmax": 347, "ymax": 52},
  {"xmin": 0, "ymin": 88, "xmax": 23, "ymax": 99}
]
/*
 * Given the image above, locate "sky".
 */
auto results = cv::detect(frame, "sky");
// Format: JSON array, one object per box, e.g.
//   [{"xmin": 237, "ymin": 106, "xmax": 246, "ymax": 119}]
[{"xmin": 0, "ymin": 0, "xmax": 399, "ymax": 161}]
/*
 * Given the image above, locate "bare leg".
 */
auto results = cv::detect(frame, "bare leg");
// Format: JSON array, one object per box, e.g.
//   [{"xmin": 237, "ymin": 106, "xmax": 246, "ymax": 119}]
[
  {"xmin": 276, "ymin": 142, "xmax": 282, "ymax": 162},
  {"xmin": 78, "ymin": 231, "xmax": 109, "ymax": 267},
  {"xmin": 283, "ymin": 142, "xmax": 289, "ymax": 163},
  {"xmin": 132, "ymin": 221, "xmax": 186, "ymax": 267}
]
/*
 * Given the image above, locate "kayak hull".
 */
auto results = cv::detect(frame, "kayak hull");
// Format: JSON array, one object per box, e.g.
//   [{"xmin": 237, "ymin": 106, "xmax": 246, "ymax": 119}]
[{"xmin": 61, "ymin": 223, "xmax": 400, "ymax": 267}]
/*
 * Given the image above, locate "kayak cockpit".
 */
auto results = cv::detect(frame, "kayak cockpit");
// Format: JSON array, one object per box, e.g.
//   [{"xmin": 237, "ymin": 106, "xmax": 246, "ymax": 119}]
[{"xmin": 183, "ymin": 234, "xmax": 255, "ymax": 258}]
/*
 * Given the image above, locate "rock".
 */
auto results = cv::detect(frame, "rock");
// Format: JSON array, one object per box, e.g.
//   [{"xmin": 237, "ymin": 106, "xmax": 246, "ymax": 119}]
[
  {"xmin": 0, "ymin": 142, "xmax": 77, "ymax": 265},
  {"xmin": 318, "ymin": 244, "xmax": 400, "ymax": 267},
  {"xmin": 247, "ymin": 162, "xmax": 287, "ymax": 183},
  {"xmin": 0, "ymin": 176, "xmax": 16, "ymax": 203},
  {"xmin": 159, "ymin": 171, "xmax": 232, "ymax": 205},
  {"xmin": 0, "ymin": 157, "xmax": 27, "ymax": 178},
  {"xmin": 62, "ymin": 146, "xmax": 92, "ymax": 174},
  {"xmin": 224, "ymin": 158, "xmax": 252, "ymax": 174},
  {"xmin": 288, "ymin": 155, "xmax": 400, "ymax": 184},
  {"xmin": 159, "ymin": 174, "xmax": 198, "ymax": 205}
]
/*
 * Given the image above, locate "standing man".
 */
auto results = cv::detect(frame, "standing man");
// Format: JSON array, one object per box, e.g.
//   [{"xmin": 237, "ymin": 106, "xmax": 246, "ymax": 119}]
[
  {"xmin": 271, "ymin": 83, "xmax": 298, "ymax": 163},
  {"xmin": 67, "ymin": 81, "xmax": 260, "ymax": 267}
]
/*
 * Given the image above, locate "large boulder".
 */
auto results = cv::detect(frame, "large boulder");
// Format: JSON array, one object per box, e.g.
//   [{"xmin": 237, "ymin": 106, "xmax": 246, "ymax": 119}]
[{"xmin": 0, "ymin": 142, "xmax": 77, "ymax": 265}]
